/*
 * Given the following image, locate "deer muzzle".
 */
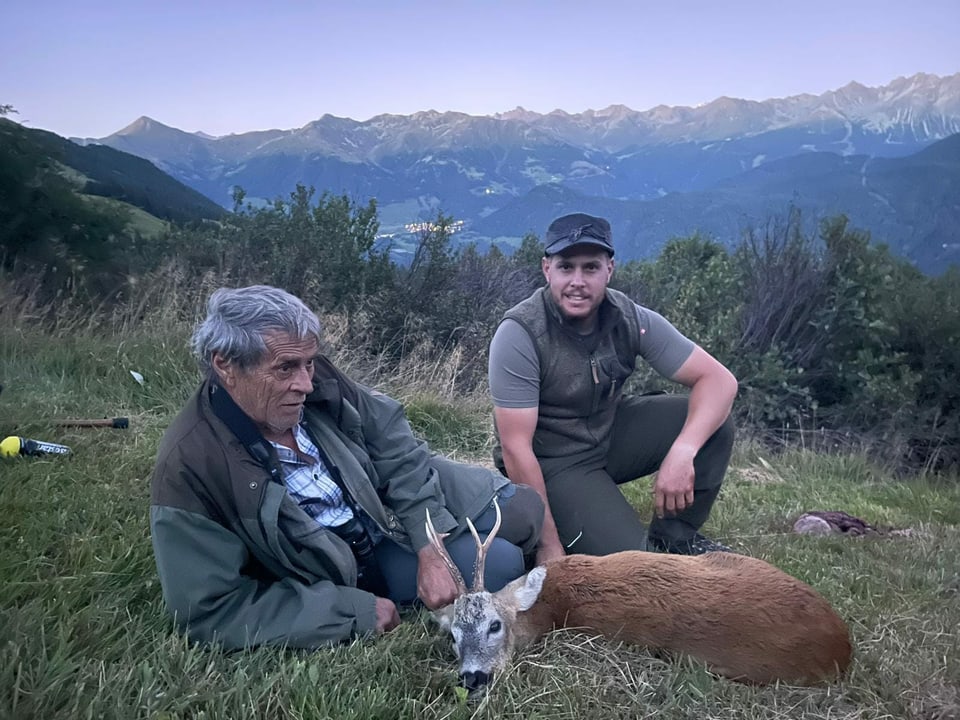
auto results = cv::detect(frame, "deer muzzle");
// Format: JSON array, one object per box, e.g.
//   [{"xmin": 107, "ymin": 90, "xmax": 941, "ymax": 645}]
[{"xmin": 461, "ymin": 669, "xmax": 492, "ymax": 693}]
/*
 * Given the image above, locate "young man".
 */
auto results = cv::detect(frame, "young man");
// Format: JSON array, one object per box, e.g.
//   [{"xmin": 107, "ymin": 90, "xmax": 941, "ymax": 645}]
[
  {"xmin": 151, "ymin": 285, "xmax": 543, "ymax": 649},
  {"xmin": 489, "ymin": 213, "xmax": 737, "ymax": 564}
]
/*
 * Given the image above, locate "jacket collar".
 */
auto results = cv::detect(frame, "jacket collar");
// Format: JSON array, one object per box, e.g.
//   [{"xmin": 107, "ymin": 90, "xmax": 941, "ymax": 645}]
[
  {"xmin": 207, "ymin": 380, "xmax": 284, "ymax": 485},
  {"xmin": 305, "ymin": 355, "xmax": 348, "ymax": 423}
]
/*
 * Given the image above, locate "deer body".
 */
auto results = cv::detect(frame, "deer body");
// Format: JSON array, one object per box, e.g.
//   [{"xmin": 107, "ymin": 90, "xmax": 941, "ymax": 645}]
[
  {"xmin": 425, "ymin": 503, "xmax": 851, "ymax": 693},
  {"xmin": 509, "ymin": 551, "xmax": 852, "ymax": 685}
]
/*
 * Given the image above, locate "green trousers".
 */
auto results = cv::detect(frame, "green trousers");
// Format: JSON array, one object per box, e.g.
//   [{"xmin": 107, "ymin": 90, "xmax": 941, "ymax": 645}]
[{"xmin": 537, "ymin": 393, "xmax": 734, "ymax": 555}]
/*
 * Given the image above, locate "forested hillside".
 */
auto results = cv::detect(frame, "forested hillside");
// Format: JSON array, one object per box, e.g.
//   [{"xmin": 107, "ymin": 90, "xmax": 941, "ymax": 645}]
[
  {"xmin": 1, "ymin": 119, "xmax": 225, "ymax": 223},
  {"xmin": 0, "ymin": 117, "xmax": 225, "ymax": 294}
]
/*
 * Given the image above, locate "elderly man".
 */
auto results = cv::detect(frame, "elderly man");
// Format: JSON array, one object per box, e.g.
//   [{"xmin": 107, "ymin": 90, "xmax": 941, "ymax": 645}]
[
  {"xmin": 489, "ymin": 213, "xmax": 738, "ymax": 564},
  {"xmin": 151, "ymin": 285, "xmax": 543, "ymax": 649}
]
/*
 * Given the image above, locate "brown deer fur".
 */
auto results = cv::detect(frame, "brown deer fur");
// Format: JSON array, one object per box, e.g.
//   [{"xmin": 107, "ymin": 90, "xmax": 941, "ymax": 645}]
[{"xmin": 510, "ymin": 550, "xmax": 852, "ymax": 685}]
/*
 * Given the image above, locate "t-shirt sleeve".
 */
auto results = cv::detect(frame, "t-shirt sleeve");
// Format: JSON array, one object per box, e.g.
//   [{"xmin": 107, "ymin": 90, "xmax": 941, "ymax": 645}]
[
  {"xmin": 488, "ymin": 319, "xmax": 540, "ymax": 408},
  {"xmin": 636, "ymin": 304, "xmax": 696, "ymax": 378}
]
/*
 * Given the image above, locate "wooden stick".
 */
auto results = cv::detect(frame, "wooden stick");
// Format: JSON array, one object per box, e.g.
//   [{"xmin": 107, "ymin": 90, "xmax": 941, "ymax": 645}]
[{"xmin": 55, "ymin": 417, "xmax": 129, "ymax": 429}]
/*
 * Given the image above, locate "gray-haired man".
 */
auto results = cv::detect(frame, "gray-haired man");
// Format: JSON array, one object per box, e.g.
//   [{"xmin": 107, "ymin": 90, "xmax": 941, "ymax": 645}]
[{"xmin": 151, "ymin": 285, "xmax": 543, "ymax": 649}]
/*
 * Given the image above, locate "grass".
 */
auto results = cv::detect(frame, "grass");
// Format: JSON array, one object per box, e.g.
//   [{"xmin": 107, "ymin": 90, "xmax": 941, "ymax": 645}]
[
  {"xmin": 1, "ymin": 283, "xmax": 959, "ymax": 720},
  {"xmin": 85, "ymin": 195, "xmax": 170, "ymax": 239},
  {"xmin": 55, "ymin": 161, "xmax": 171, "ymax": 239}
]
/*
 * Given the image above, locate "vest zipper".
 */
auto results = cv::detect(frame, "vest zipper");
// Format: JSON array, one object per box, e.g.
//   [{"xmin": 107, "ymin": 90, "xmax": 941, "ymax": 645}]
[{"xmin": 590, "ymin": 356, "xmax": 601, "ymax": 413}]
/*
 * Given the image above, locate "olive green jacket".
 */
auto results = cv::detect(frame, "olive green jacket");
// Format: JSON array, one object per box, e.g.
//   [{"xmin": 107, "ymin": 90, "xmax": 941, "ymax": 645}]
[{"xmin": 150, "ymin": 360, "xmax": 507, "ymax": 650}]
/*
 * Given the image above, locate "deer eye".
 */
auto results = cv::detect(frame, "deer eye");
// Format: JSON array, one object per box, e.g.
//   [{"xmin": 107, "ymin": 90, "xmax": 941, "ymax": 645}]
[{"xmin": 488, "ymin": 620, "xmax": 502, "ymax": 635}]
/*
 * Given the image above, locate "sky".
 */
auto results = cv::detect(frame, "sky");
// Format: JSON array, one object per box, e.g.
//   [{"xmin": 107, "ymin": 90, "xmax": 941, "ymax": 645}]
[{"xmin": 5, "ymin": 0, "xmax": 959, "ymax": 139}]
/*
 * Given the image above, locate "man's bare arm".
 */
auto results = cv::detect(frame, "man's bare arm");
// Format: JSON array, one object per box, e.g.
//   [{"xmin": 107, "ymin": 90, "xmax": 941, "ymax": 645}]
[
  {"xmin": 654, "ymin": 346, "xmax": 738, "ymax": 517},
  {"xmin": 670, "ymin": 345, "xmax": 738, "ymax": 448},
  {"xmin": 494, "ymin": 405, "xmax": 566, "ymax": 563}
]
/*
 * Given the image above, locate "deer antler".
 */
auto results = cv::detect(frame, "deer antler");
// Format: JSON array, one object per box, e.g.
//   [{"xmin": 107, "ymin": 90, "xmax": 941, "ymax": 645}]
[
  {"xmin": 425, "ymin": 508, "xmax": 468, "ymax": 596},
  {"xmin": 466, "ymin": 497, "xmax": 502, "ymax": 592}
]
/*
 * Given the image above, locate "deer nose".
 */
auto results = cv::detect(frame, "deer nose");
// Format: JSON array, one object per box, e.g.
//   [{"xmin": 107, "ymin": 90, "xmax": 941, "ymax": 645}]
[{"xmin": 460, "ymin": 670, "xmax": 492, "ymax": 691}]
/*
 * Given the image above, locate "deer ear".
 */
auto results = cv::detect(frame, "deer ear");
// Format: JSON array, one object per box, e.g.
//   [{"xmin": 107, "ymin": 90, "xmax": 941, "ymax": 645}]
[
  {"xmin": 431, "ymin": 604, "xmax": 455, "ymax": 631},
  {"xmin": 514, "ymin": 566, "xmax": 546, "ymax": 611}
]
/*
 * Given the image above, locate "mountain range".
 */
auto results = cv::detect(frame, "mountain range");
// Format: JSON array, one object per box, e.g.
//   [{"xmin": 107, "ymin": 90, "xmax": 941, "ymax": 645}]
[{"xmin": 78, "ymin": 72, "xmax": 960, "ymax": 271}]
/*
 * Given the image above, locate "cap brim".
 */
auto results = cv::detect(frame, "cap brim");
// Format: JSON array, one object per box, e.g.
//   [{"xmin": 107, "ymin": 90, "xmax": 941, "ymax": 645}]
[{"xmin": 546, "ymin": 238, "xmax": 614, "ymax": 257}]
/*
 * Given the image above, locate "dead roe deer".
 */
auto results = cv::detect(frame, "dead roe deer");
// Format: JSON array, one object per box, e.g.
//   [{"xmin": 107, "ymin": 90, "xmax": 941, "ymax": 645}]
[{"xmin": 426, "ymin": 501, "xmax": 852, "ymax": 694}]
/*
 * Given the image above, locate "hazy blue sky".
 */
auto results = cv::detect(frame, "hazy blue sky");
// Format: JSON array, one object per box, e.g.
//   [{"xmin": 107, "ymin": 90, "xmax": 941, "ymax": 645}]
[{"xmin": 5, "ymin": 0, "xmax": 959, "ymax": 138}]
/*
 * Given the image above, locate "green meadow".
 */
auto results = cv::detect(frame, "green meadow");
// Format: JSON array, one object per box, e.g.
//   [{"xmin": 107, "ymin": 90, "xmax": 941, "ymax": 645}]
[{"xmin": 1, "ymin": 279, "xmax": 958, "ymax": 720}]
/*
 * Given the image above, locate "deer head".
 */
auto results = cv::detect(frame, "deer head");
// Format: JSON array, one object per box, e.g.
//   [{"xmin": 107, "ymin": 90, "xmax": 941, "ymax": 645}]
[{"xmin": 426, "ymin": 499, "xmax": 545, "ymax": 695}]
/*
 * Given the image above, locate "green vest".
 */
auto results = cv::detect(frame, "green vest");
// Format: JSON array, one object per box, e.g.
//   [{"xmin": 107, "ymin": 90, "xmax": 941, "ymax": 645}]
[{"xmin": 493, "ymin": 287, "xmax": 644, "ymax": 464}]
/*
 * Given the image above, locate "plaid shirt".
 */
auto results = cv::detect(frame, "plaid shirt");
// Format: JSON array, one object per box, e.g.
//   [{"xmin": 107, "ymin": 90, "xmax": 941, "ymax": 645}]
[{"xmin": 270, "ymin": 423, "xmax": 354, "ymax": 528}]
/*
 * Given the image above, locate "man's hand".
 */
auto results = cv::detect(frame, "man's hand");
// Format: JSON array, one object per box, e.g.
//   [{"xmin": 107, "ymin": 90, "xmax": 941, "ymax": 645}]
[
  {"xmin": 653, "ymin": 443, "xmax": 697, "ymax": 518},
  {"xmin": 375, "ymin": 597, "xmax": 401, "ymax": 633},
  {"xmin": 416, "ymin": 545, "xmax": 461, "ymax": 609}
]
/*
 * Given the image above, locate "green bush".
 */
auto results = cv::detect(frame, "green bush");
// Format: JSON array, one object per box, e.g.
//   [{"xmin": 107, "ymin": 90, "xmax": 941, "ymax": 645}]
[{"xmin": 607, "ymin": 210, "xmax": 960, "ymax": 471}]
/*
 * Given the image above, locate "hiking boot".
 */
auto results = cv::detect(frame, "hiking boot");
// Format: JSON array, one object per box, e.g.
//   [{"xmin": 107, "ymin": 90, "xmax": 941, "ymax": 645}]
[{"xmin": 648, "ymin": 532, "xmax": 732, "ymax": 556}]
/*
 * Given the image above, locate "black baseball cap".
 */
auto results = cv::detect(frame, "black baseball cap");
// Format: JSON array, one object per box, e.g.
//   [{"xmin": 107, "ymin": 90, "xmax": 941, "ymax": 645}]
[{"xmin": 543, "ymin": 213, "xmax": 614, "ymax": 257}]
